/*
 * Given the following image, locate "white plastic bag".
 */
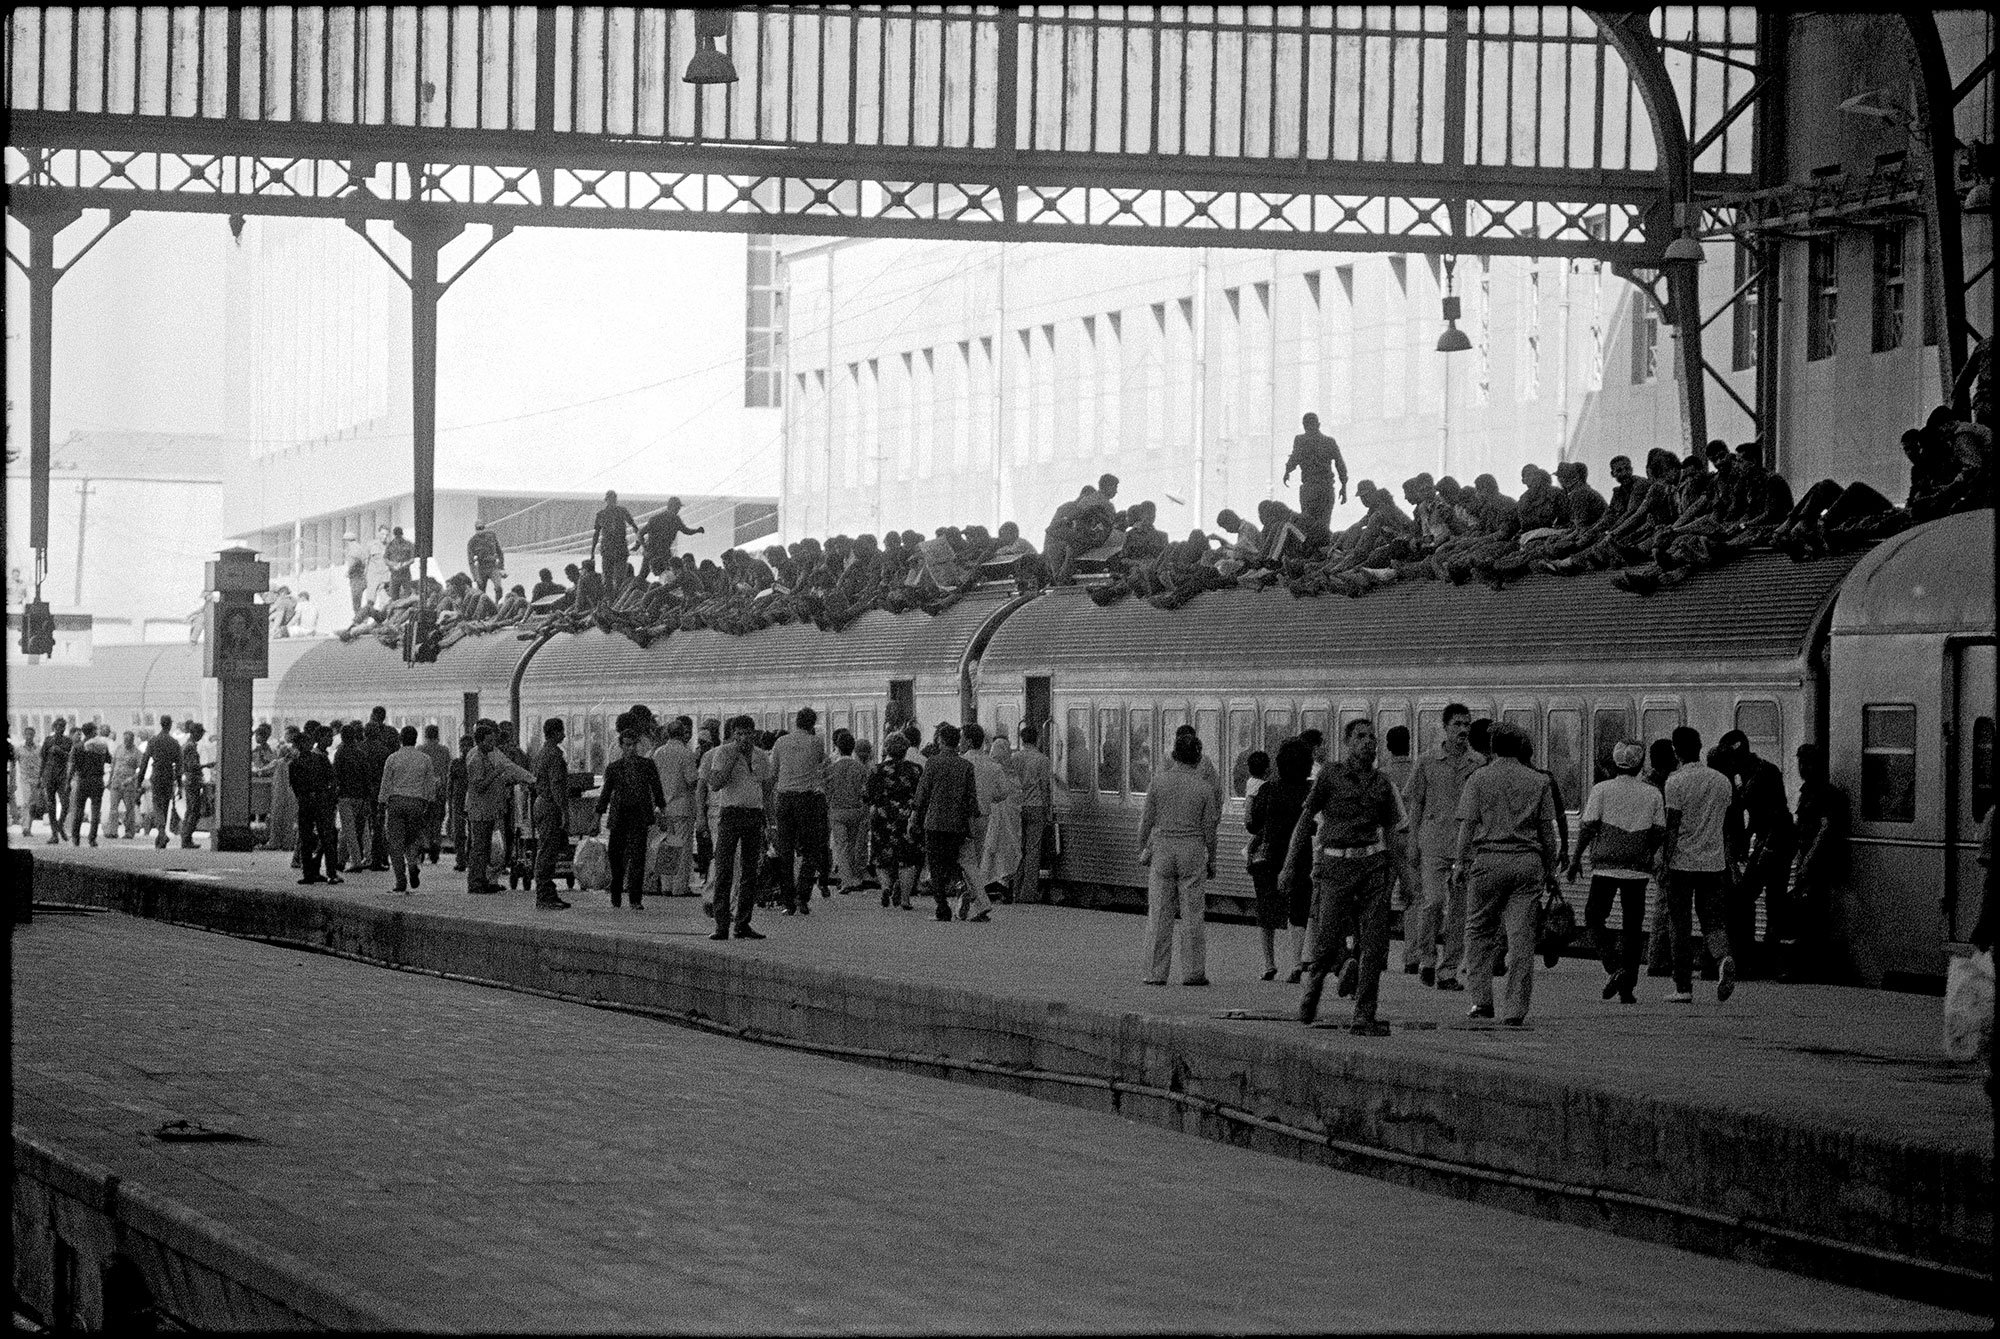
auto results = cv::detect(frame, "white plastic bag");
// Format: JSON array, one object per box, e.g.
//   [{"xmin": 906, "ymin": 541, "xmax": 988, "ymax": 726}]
[
  {"xmin": 573, "ymin": 835, "xmax": 612, "ymax": 891},
  {"xmin": 1943, "ymin": 947, "xmax": 1993, "ymax": 1064},
  {"xmin": 643, "ymin": 830, "xmax": 675, "ymax": 893}
]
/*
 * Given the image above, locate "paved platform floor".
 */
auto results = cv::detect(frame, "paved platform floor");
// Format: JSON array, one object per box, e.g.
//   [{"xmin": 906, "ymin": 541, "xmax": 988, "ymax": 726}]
[
  {"xmin": 27, "ymin": 839, "xmax": 1987, "ymax": 1156},
  {"xmin": 13, "ymin": 909, "xmax": 1980, "ymax": 1333}
]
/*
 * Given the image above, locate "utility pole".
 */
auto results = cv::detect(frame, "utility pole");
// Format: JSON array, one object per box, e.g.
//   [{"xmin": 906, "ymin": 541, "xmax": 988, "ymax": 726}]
[{"xmin": 70, "ymin": 477, "xmax": 94, "ymax": 608}]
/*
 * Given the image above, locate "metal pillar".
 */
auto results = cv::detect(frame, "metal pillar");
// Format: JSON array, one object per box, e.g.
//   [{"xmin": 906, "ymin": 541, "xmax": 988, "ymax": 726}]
[
  {"xmin": 4, "ymin": 199, "xmax": 124, "ymax": 595},
  {"xmin": 203, "ymin": 547, "xmax": 270, "ymax": 853},
  {"xmin": 1903, "ymin": 12, "xmax": 1972, "ymax": 406},
  {"xmin": 348, "ymin": 208, "xmax": 510, "ymax": 659},
  {"xmin": 1751, "ymin": 15, "xmax": 1787, "ymax": 472}
]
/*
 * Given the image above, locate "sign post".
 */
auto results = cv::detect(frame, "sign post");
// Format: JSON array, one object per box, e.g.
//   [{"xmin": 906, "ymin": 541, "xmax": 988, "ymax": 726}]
[{"xmin": 203, "ymin": 547, "xmax": 270, "ymax": 852}]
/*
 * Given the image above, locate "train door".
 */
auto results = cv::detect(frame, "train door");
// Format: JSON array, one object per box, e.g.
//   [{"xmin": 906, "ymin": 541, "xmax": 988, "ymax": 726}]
[
  {"xmin": 1026, "ymin": 676, "xmax": 1052, "ymax": 749},
  {"xmin": 889, "ymin": 679, "xmax": 916, "ymax": 733},
  {"xmin": 1947, "ymin": 642, "xmax": 1995, "ymax": 943}
]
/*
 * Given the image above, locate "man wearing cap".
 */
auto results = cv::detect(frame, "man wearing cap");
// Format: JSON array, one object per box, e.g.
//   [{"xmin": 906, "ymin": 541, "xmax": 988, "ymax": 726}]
[
  {"xmin": 1567, "ymin": 739, "xmax": 1665, "ymax": 1004},
  {"xmin": 467, "ymin": 521, "xmax": 506, "ymax": 602}
]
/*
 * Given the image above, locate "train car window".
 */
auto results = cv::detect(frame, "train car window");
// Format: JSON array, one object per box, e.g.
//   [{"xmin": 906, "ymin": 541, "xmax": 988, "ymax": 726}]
[
  {"xmin": 855, "ymin": 709, "xmax": 875, "ymax": 750},
  {"xmin": 1195, "ymin": 708, "xmax": 1222, "ymax": 785},
  {"xmin": 1064, "ymin": 708, "xmax": 1091, "ymax": 791},
  {"xmin": 1374, "ymin": 706, "xmax": 1407, "ymax": 744},
  {"xmin": 1262, "ymin": 709, "xmax": 1294, "ymax": 755},
  {"xmin": 1591, "ymin": 706, "xmax": 1633, "ymax": 784},
  {"xmin": 1097, "ymin": 708, "xmax": 1125, "ymax": 794},
  {"xmin": 1301, "ymin": 708, "xmax": 1329, "ymax": 741},
  {"xmin": 1227, "ymin": 708, "xmax": 1256, "ymax": 798},
  {"xmin": 1733, "ymin": 700, "xmax": 1780, "ymax": 757},
  {"xmin": 1546, "ymin": 709, "xmax": 1584, "ymax": 806},
  {"xmin": 1416, "ymin": 708, "xmax": 1444, "ymax": 756},
  {"xmin": 1502, "ymin": 708, "xmax": 1537, "ymax": 754},
  {"xmin": 1642, "ymin": 706, "xmax": 1683, "ymax": 749},
  {"xmin": 1128, "ymin": 709, "xmax": 1154, "ymax": 794},
  {"xmin": 1335, "ymin": 706, "xmax": 1369, "ymax": 743},
  {"xmin": 1861, "ymin": 705, "xmax": 1917, "ymax": 823},
  {"xmin": 1974, "ymin": 718, "xmax": 1995, "ymax": 822},
  {"xmin": 1161, "ymin": 706, "xmax": 1188, "ymax": 745}
]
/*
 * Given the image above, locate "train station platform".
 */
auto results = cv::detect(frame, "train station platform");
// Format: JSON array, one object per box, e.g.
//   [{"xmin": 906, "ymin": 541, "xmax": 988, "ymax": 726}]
[
  {"xmin": 17, "ymin": 909, "xmax": 1980, "ymax": 1333},
  {"xmin": 20, "ymin": 843, "xmax": 1995, "ymax": 1318}
]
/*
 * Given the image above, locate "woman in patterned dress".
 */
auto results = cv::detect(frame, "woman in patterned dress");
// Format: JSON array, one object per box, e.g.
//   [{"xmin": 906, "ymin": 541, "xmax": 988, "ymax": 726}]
[{"xmin": 867, "ymin": 733, "xmax": 926, "ymax": 909}]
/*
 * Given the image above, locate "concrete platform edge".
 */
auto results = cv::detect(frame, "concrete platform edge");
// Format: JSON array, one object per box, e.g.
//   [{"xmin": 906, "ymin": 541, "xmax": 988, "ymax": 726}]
[
  {"xmin": 29, "ymin": 858, "xmax": 1995, "ymax": 1314},
  {"xmin": 12, "ymin": 1128, "xmax": 446, "ymax": 1332}
]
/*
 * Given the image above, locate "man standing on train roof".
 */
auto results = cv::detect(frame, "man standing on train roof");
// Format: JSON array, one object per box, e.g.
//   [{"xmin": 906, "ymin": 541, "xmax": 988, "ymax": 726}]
[
  {"xmin": 1283, "ymin": 412, "xmax": 1349, "ymax": 534},
  {"xmin": 1284, "ymin": 718, "xmax": 1406, "ymax": 1035},
  {"xmin": 343, "ymin": 530, "xmax": 367, "ymax": 617},
  {"xmin": 640, "ymin": 497, "xmax": 705, "ymax": 582},
  {"xmin": 467, "ymin": 521, "xmax": 506, "ymax": 603},
  {"xmin": 589, "ymin": 490, "xmax": 642, "ymax": 589}
]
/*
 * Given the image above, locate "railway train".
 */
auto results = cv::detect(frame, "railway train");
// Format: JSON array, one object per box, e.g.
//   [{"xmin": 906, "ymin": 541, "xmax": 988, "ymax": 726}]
[{"xmin": 10, "ymin": 510, "xmax": 1990, "ymax": 990}]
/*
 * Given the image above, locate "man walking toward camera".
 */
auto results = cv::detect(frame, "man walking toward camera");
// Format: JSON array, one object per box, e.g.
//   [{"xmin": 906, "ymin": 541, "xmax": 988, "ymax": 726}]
[
  {"xmin": 1454, "ymin": 723, "xmax": 1561, "ymax": 1027},
  {"xmin": 1662, "ymin": 725, "xmax": 1738, "ymax": 1004}
]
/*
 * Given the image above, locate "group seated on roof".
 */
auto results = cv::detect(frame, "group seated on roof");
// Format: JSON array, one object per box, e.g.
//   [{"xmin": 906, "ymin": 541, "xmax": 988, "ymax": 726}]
[{"xmin": 331, "ymin": 396, "xmax": 1992, "ymax": 657}]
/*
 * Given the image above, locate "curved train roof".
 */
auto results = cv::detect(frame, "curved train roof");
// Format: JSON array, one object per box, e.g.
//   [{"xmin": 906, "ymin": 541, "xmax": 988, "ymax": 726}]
[
  {"xmin": 1830, "ymin": 509, "xmax": 1993, "ymax": 638},
  {"xmin": 8, "ymin": 637, "xmax": 321, "ymax": 720},
  {"xmin": 522, "ymin": 588, "xmax": 1020, "ymax": 701},
  {"xmin": 981, "ymin": 548, "xmax": 1863, "ymax": 676},
  {"xmin": 275, "ymin": 631, "xmax": 535, "ymax": 715}
]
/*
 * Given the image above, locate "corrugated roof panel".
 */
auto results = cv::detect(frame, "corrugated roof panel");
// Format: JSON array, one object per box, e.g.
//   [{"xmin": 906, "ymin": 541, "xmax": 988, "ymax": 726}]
[
  {"xmin": 982, "ymin": 550, "xmax": 1862, "ymax": 674},
  {"xmin": 275, "ymin": 632, "xmax": 533, "ymax": 717},
  {"xmin": 524, "ymin": 590, "xmax": 1020, "ymax": 698}
]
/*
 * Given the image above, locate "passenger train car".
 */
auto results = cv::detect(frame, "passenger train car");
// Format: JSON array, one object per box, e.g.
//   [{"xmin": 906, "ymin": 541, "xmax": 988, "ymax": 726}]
[{"xmin": 10, "ymin": 513, "xmax": 1989, "ymax": 989}]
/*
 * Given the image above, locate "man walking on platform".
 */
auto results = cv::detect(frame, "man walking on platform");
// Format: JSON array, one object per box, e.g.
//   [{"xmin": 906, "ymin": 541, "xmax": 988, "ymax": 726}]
[
  {"xmin": 1454, "ymin": 723, "xmax": 1561, "ymax": 1026},
  {"xmin": 378, "ymin": 726, "xmax": 436, "ymax": 893},
  {"xmin": 38, "ymin": 719, "xmax": 73, "ymax": 844},
  {"xmin": 178, "ymin": 723, "xmax": 209, "ymax": 850},
  {"xmin": 448, "ymin": 735, "xmax": 473, "ymax": 871},
  {"xmin": 1012, "ymin": 725, "xmax": 1054, "ymax": 904},
  {"xmin": 1568, "ymin": 740, "xmax": 1665, "ymax": 1005},
  {"xmin": 1282, "ymin": 412, "xmax": 1348, "ymax": 534},
  {"xmin": 910, "ymin": 723, "xmax": 980, "ymax": 922},
  {"xmin": 1402, "ymin": 703, "xmax": 1479, "ymax": 989},
  {"xmin": 599, "ymin": 730, "xmax": 667, "ymax": 909},
  {"xmin": 700, "ymin": 715, "xmax": 773, "ymax": 941},
  {"xmin": 531, "ymin": 719, "xmax": 574, "ymax": 909},
  {"xmin": 138, "ymin": 716, "xmax": 181, "ymax": 850},
  {"xmin": 291, "ymin": 722, "xmax": 342, "ymax": 885},
  {"xmin": 650, "ymin": 718, "xmax": 701, "ymax": 897},
  {"xmin": 70, "ymin": 723, "xmax": 111, "ymax": 847},
  {"xmin": 1284, "ymin": 719, "xmax": 1406, "ymax": 1035},
  {"xmin": 1662, "ymin": 726, "xmax": 1738, "ymax": 1004},
  {"xmin": 769, "ymin": 707, "xmax": 831, "ymax": 914},
  {"xmin": 418, "ymin": 724, "xmax": 453, "ymax": 864},
  {"xmin": 109, "ymin": 730, "xmax": 142, "ymax": 839},
  {"xmin": 465, "ymin": 724, "xmax": 533, "ymax": 896}
]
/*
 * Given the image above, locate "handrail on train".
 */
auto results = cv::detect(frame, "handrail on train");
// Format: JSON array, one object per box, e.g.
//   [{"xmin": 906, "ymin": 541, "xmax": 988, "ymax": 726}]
[
  {"xmin": 509, "ymin": 623, "xmax": 562, "ymax": 728},
  {"xmin": 957, "ymin": 590, "xmax": 1042, "ymax": 725}
]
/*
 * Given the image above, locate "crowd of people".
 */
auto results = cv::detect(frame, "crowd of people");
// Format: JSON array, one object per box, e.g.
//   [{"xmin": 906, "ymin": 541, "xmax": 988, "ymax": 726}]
[
  {"xmin": 320, "ymin": 396, "xmax": 1990, "ymax": 662},
  {"xmin": 8, "ymin": 716, "xmax": 214, "ymax": 849}
]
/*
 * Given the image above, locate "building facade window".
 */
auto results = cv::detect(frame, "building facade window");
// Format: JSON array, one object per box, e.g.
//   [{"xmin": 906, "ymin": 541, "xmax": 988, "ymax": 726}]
[
  {"xmin": 744, "ymin": 235, "xmax": 784, "ymax": 408},
  {"xmin": 1807, "ymin": 235, "xmax": 1839, "ymax": 362},
  {"xmin": 1296, "ymin": 271, "xmax": 1322, "ymax": 423},
  {"xmin": 860, "ymin": 359, "xmax": 881, "ymax": 488},
  {"xmin": 951, "ymin": 342, "xmax": 973, "ymax": 474},
  {"xmin": 1097, "ymin": 312, "xmax": 1122, "ymax": 451},
  {"xmin": 1872, "ymin": 228, "xmax": 1905, "ymax": 354},
  {"xmin": 1383, "ymin": 257, "xmax": 1408, "ymax": 419},
  {"xmin": 1518, "ymin": 261, "xmax": 1541, "ymax": 403},
  {"xmin": 1012, "ymin": 328, "xmax": 1034, "ymax": 463},
  {"xmin": 1217, "ymin": 288, "xmax": 1243, "ymax": 448},
  {"xmin": 1731, "ymin": 241, "xmax": 1760, "ymax": 372},
  {"xmin": 1631, "ymin": 287, "xmax": 1659, "ymax": 384},
  {"xmin": 1246, "ymin": 281, "xmax": 1272, "ymax": 446},
  {"xmin": 1331, "ymin": 266, "xmax": 1355, "ymax": 419},
  {"xmin": 1035, "ymin": 324, "xmax": 1058, "ymax": 462},
  {"xmin": 1145, "ymin": 304, "xmax": 1169, "ymax": 452},
  {"xmin": 914, "ymin": 349, "xmax": 935, "ymax": 480},
  {"xmin": 1079, "ymin": 317, "xmax": 1099, "ymax": 456}
]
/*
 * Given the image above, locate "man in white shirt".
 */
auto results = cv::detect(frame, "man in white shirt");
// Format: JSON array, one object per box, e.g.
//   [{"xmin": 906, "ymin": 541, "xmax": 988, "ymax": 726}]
[
  {"xmin": 768, "ymin": 708, "xmax": 831, "ymax": 914},
  {"xmin": 1568, "ymin": 739, "xmax": 1667, "ymax": 1004},
  {"xmin": 1661, "ymin": 726, "xmax": 1737, "ymax": 1004},
  {"xmin": 650, "ymin": 717, "xmax": 701, "ymax": 897}
]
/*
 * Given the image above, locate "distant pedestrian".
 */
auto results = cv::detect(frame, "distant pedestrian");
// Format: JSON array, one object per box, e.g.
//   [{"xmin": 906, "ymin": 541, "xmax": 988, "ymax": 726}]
[
  {"xmin": 640, "ymin": 496, "xmax": 704, "ymax": 580},
  {"xmin": 978, "ymin": 734, "xmax": 1025, "ymax": 896},
  {"xmin": 1568, "ymin": 740, "xmax": 1665, "ymax": 1005},
  {"xmin": 1247, "ymin": 737, "xmax": 1312, "ymax": 981},
  {"xmin": 1454, "ymin": 723, "xmax": 1560, "ymax": 1026},
  {"xmin": 378, "ymin": 726, "xmax": 436, "ymax": 893},
  {"xmin": 826, "ymin": 729, "xmax": 870, "ymax": 894},
  {"xmin": 70, "ymin": 723, "xmax": 111, "ymax": 846},
  {"xmin": 1137, "ymin": 731, "xmax": 1221, "ymax": 986},
  {"xmin": 649, "ymin": 718, "xmax": 701, "ymax": 897},
  {"xmin": 466, "ymin": 521, "xmax": 506, "ymax": 601},
  {"xmin": 909, "ymin": 722, "xmax": 979, "ymax": 922},
  {"xmin": 109, "ymin": 730, "xmax": 142, "ymax": 839},
  {"xmin": 1661, "ymin": 726, "xmax": 1738, "ymax": 1004},
  {"xmin": 335, "ymin": 723, "xmax": 374, "ymax": 870},
  {"xmin": 868, "ymin": 734, "xmax": 925, "ymax": 908},
  {"xmin": 700, "ymin": 715, "xmax": 773, "ymax": 940},
  {"xmin": 344, "ymin": 530, "xmax": 367, "ymax": 616},
  {"xmin": 956, "ymin": 723, "xmax": 1007, "ymax": 920},
  {"xmin": 465, "ymin": 724, "xmax": 533, "ymax": 896},
  {"xmin": 1288, "ymin": 720, "xmax": 1406, "ymax": 1034},
  {"xmin": 531, "ymin": 718, "xmax": 574, "ymax": 909},
  {"xmin": 448, "ymin": 735, "xmax": 473, "ymax": 870},
  {"xmin": 769, "ymin": 707, "xmax": 831, "ymax": 913},
  {"xmin": 418, "ymin": 725, "xmax": 453, "ymax": 863},
  {"xmin": 38, "ymin": 718, "xmax": 73, "ymax": 844},
  {"xmin": 1785, "ymin": 744, "xmax": 1850, "ymax": 982},
  {"xmin": 590, "ymin": 490, "xmax": 642, "ymax": 589},
  {"xmin": 138, "ymin": 716, "xmax": 180, "ymax": 849},
  {"xmin": 1402, "ymin": 703, "xmax": 1480, "ymax": 989},
  {"xmin": 291, "ymin": 722, "xmax": 342, "ymax": 885},
  {"xmin": 384, "ymin": 526, "xmax": 416, "ymax": 601},
  {"xmin": 15, "ymin": 726, "xmax": 40, "ymax": 837},
  {"xmin": 1012, "ymin": 725, "xmax": 1054, "ymax": 905},
  {"xmin": 599, "ymin": 729, "xmax": 667, "ymax": 909}
]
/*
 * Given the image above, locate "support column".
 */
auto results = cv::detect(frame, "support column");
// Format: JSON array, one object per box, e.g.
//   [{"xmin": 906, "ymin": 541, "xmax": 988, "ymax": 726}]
[
  {"xmin": 1668, "ymin": 261, "xmax": 1709, "ymax": 452},
  {"xmin": 1903, "ymin": 13, "xmax": 1971, "ymax": 405},
  {"xmin": 204, "ymin": 548, "xmax": 271, "ymax": 853}
]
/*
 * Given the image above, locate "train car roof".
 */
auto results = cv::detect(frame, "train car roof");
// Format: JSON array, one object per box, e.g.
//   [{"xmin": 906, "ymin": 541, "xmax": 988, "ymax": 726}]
[
  {"xmin": 1830, "ymin": 509, "xmax": 1993, "ymax": 638},
  {"xmin": 980, "ymin": 548, "xmax": 1862, "ymax": 675},
  {"xmin": 277, "ymin": 630, "xmax": 534, "ymax": 711},
  {"xmin": 524, "ymin": 587, "xmax": 1022, "ymax": 700},
  {"xmin": 7, "ymin": 637, "xmax": 320, "ymax": 716}
]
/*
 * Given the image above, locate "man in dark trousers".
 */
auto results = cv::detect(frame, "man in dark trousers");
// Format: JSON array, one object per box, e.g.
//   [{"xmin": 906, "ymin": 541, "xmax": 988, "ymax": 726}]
[
  {"xmin": 362, "ymin": 710, "xmax": 395, "ymax": 870},
  {"xmin": 291, "ymin": 722, "xmax": 343, "ymax": 885},
  {"xmin": 1281, "ymin": 718, "xmax": 1407, "ymax": 1035},
  {"xmin": 909, "ymin": 722, "xmax": 981, "ymax": 922},
  {"xmin": 589, "ymin": 490, "xmax": 642, "ymax": 589},
  {"xmin": 597, "ymin": 729, "xmax": 667, "ymax": 909},
  {"xmin": 532, "ymin": 718, "xmax": 574, "ymax": 909},
  {"xmin": 640, "ymin": 497, "xmax": 705, "ymax": 582},
  {"xmin": 138, "ymin": 716, "xmax": 181, "ymax": 849},
  {"xmin": 464, "ymin": 724, "xmax": 534, "ymax": 895},
  {"xmin": 178, "ymin": 723, "xmax": 209, "ymax": 850},
  {"xmin": 38, "ymin": 719, "xmax": 74, "ymax": 845},
  {"xmin": 1282, "ymin": 412, "xmax": 1348, "ymax": 535}
]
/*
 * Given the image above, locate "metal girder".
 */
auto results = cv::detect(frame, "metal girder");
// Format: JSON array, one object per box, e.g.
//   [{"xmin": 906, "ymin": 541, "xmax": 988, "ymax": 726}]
[{"xmin": 1903, "ymin": 12, "xmax": 1972, "ymax": 408}]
